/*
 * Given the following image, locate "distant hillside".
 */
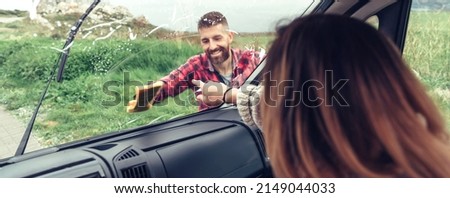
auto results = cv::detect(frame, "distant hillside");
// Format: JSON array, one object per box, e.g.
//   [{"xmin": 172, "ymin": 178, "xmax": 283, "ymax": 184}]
[
  {"xmin": 0, "ymin": 1, "xmax": 183, "ymax": 41},
  {"xmin": 0, "ymin": 10, "xmax": 28, "ymax": 17},
  {"xmin": 412, "ymin": 0, "xmax": 450, "ymax": 10}
]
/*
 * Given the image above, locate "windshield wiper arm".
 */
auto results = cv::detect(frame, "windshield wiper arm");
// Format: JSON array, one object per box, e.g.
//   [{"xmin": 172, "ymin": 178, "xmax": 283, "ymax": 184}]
[
  {"xmin": 14, "ymin": 0, "xmax": 101, "ymax": 156},
  {"xmin": 56, "ymin": 0, "xmax": 101, "ymax": 82}
]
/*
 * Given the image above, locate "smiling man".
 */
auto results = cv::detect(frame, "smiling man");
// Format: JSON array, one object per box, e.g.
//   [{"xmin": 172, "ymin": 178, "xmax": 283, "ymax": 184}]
[{"xmin": 134, "ymin": 11, "xmax": 262, "ymax": 111}]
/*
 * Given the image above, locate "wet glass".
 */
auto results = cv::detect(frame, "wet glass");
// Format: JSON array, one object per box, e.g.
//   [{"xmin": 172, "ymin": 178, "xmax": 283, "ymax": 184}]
[{"xmin": 0, "ymin": 0, "xmax": 318, "ymax": 158}]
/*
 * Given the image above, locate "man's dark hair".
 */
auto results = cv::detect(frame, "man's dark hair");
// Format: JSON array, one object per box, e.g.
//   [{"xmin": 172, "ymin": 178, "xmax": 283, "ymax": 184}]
[{"xmin": 197, "ymin": 11, "xmax": 228, "ymax": 30}]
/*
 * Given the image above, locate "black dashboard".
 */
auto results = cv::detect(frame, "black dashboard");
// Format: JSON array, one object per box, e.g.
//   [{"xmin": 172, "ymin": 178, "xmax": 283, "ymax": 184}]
[{"xmin": 0, "ymin": 107, "xmax": 271, "ymax": 178}]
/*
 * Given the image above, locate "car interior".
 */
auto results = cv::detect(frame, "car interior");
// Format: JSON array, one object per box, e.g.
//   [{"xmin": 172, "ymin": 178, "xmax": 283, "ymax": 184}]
[{"xmin": 0, "ymin": 0, "xmax": 413, "ymax": 178}]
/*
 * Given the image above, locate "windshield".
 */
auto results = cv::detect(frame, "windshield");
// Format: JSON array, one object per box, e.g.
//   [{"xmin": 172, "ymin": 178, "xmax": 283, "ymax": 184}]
[{"xmin": 0, "ymin": 0, "xmax": 319, "ymax": 158}]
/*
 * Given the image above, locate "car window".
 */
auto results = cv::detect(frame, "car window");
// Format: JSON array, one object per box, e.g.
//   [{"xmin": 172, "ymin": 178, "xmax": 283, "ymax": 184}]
[
  {"xmin": 0, "ymin": 0, "xmax": 320, "ymax": 158},
  {"xmin": 365, "ymin": 15, "xmax": 379, "ymax": 29},
  {"xmin": 403, "ymin": 0, "xmax": 450, "ymax": 129}
]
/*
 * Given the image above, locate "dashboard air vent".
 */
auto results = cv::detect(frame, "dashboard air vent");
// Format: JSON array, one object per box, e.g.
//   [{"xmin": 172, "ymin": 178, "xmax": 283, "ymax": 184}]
[
  {"xmin": 114, "ymin": 147, "xmax": 151, "ymax": 178},
  {"xmin": 117, "ymin": 149, "xmax": 140, "ymax": 161},
  {"xmin": 121, "ymin": 164, "xmax": 150, "ymax": 178}
]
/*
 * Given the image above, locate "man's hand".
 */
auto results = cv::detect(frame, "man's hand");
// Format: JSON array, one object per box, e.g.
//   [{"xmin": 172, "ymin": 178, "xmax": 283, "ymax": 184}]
[
  {"xmin": 192, "ymin": 79, "xmax": 228, "ymax": 107},
  {"xmin": 126, "ymin": 81, "xmax": 164, "ymax": 113}
]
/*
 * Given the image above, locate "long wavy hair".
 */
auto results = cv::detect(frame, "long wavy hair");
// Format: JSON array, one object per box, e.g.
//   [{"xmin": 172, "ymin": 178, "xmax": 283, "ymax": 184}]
[{"xmin": 261, "ymin": 14, "xmax": 450, "ymax": 177}]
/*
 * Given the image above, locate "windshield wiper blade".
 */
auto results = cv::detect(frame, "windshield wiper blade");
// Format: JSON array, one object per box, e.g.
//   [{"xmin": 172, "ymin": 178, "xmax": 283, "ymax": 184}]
[
  {"xmin": 14, "ymin": 0, "xmax": 101, "ymax": 156},
  {"xmin": 56, "ymin": 0, "xmax": 101, "ymax": 82}
]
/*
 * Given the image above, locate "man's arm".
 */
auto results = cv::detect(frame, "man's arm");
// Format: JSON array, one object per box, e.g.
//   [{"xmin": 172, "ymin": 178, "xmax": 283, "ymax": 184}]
[
  {"xmin": 153, "ymin": 66, "xmax": 193, "ymax": 103},
  {"xmin": 153, "ymin": 54, "xmax": 206, "ymax": 103},
  {"xmin": 126, "ymin": 57, "xmax": 198, "ymax": 112}
]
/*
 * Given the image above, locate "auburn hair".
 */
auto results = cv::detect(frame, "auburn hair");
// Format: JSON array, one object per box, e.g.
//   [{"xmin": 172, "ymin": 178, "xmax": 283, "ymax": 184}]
[{"xmin": 261, "ymin": 14, "xmax": 450, "ymax": 177}]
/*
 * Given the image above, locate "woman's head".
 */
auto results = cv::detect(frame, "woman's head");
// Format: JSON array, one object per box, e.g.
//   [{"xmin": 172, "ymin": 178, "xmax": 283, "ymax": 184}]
[{"xmin": 261, "ymin": 14, "xmax": 450, "ymax": 177}]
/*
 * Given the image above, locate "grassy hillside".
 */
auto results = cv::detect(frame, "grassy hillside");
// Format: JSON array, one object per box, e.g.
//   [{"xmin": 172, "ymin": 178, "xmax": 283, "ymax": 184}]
[
  {"xmin": 404, "ymin": 11, "xmax": 450, "ymax": 125},
  {"xmin": 0, "ymin": 38, "xmax": 202, "ymax": 145},
  {"xmin": 0, "ymin": 9, "xmax": 174, "ymax": 40}
]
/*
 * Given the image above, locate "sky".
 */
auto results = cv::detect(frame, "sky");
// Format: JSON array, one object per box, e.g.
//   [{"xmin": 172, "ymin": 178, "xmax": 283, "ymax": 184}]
[
  {"xmin": 1, "ymin": 0, "xmax": 31, "ymax": 10},
  {"xmin": 105, "ymin": 0, "xmax": 315, "ymax": 32},
  {"xmin": 1, "ymin": 0, "xmax": 315, "ymax": 32}
]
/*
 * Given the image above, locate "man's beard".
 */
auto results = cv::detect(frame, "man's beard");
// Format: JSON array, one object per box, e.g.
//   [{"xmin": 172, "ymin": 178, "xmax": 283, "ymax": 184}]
[{"xmin": 207, "ymin": 46, "xmax": 230, "ymax": 66}]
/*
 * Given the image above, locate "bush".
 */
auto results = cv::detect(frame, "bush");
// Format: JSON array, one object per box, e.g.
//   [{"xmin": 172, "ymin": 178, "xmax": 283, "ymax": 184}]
[
  {"xmin": 0, "ymin": 38, "xmax": 200, "ymax": 82},
  {"xmin": 61, "ymin": 39, "xmax": 200, "ymax": 80},
  {"xmin": 1, "ymin": 40, "xmax": 58, "ymax": 82},
  {"xmin": 102, "ymin": 39, "xmax": 201, "ymax": 74}
]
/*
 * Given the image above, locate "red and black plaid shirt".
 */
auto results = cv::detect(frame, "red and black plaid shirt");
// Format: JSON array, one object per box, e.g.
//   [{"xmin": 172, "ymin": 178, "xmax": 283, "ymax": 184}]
[{"xmin": 155, "ymin": 48, "xmax": 262, "ymax": 110}]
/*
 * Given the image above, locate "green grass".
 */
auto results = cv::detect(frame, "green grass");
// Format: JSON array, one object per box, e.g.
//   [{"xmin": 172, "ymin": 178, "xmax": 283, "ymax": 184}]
[
  {"xmin": 0, "ymin": 71, "xmax": 197, "ymax": 146},
  {"xmin": 35, "ymin": 79, "xmax": 197, "ymax": 145},
  {"xmin": 0, "ymin": 38, "xmax": 200, "ymax": 146},
  {"xmin": 403, "ymin": 11, "xmax": 450, "ymax": 128},
  {"xmin": 0, "ymin": 10, "xmax": 27, "ymax": 17},
  {"xmin": 233, "ymin": 32, "xmax": 275, "ymax": 50}
]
